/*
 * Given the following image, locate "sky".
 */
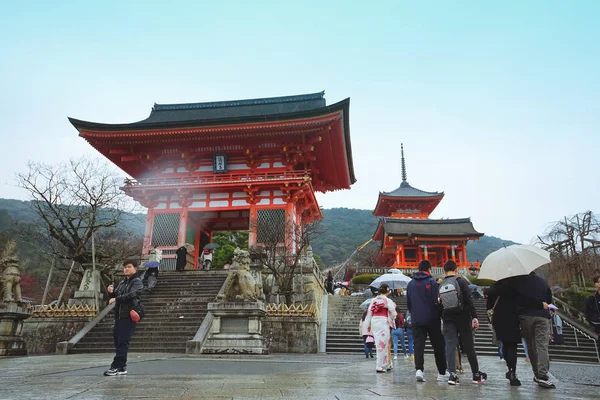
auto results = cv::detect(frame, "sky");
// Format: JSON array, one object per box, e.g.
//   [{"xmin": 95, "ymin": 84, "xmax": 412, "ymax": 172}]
[{"xmin": 0, "ymin": 1, "xmax": 598, "ymax": 244}]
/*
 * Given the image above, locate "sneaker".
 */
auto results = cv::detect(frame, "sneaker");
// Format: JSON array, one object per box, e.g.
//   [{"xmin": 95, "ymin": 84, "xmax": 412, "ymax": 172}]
[
  {"xmin": 410, "ymin": 355, "xmax": 414, "ymax": 361},
  {"xmin": 117, "ymin": 368, "xmax": 127, "ymax": 375},
  {"xmin": 505, "ymin": 371, "xmax": 521, "ymax": 386},
  {"xmin": 370, "ymin": 353, "xmax": 374, "ymax": 358},
  {"xmin": 104, "ymin": 367, "xmax": 119, "ymax": 376},
  {"xmin": 404, "ymin": 354, "xmax": 410, "ymax": 360},
  {"xmin": 524, "ymin": 358, "xmax": 530, "ymax": 363},
  {"xmin": 537, "ymin": 377, "xmax": 556, "ymax": 389},
  {"xmin": 393, "ymin": 355, "xmax": 398, "ymax": 360},
  {"xmin": 365, "ymin": 354, "xmax": 369, "ymax": 359},
  {"xmin": 533, "ymin": 376, "xmax": 539, "ymax": 383},
  {"xmin": 416, "ymin": 369, "xmax": 426, "ymax": 382},
  {"xmin": 448, "ymin": 372, "xmax": 459, "ymax": 385},
  {"xmin": 437, "ymin": 371, "xmax": 450, "ymax": 381},
  {"xmin": 472, "ymin": 371, "xmax": 487, "ymax": 383}
]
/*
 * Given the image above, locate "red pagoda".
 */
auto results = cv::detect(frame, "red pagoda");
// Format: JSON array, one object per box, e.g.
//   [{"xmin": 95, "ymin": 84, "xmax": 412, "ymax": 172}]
[
  {"xmin": 372, "ymin": 145, "xmax": 483, "ymax": 273},
  {"xmin": 70, "ymin": 92, "xmax": 355, "ymax": 269}
]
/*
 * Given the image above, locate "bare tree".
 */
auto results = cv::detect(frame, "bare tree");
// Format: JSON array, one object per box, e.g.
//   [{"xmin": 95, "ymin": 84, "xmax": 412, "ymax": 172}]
[
  {"xmin": 15, "ymin": 158, "xmax": 138, "ymax": 281},
  {"xmin": 537, "ymin": 211, "xmax": 600, "ymax": 287},
  {"xmin": 250, "ymin": 218, "xmax": 325, "ymax": 305}
]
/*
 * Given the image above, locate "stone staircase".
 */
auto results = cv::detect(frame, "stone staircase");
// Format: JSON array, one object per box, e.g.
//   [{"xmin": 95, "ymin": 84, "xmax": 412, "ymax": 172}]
[
  {"xmin": 71, "ymin": 271, "xmax": 227, "ymax": 354},
  {"xmin": 326, "ymin": 296, "xmax": 600, "ymax": 364}
]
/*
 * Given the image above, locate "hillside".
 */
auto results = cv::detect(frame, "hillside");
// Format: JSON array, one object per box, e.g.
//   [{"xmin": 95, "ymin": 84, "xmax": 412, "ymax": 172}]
[{"xmin": 0, "ymin": 200, "xmax": 516, "ymax": 270}]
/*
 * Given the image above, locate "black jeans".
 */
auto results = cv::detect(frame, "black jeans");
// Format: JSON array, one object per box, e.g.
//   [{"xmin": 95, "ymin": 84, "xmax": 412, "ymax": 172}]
[
  {"xmin": 413, "ymin": 320, "xmax": 447, "ymax": 374},
  {"xmin": 502, "ymin": 342, "xmax": 518, "ymax": 371},
  {"xmin": 111, "ymin": 318, "xmax": 136, "ymax": 369},
  {"xmin": 443, "ymin": 318, "xmax": 479, "ymax": 374}
]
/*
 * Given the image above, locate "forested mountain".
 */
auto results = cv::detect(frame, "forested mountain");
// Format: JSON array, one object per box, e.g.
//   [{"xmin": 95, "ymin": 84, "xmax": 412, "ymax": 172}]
[{"xmin": 0, "ymin": 199, "xmax": 516, "ymax": 273}]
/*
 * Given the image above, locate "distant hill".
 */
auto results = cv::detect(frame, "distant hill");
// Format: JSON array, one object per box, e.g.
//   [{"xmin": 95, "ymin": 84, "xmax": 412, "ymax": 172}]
[{"xmin": 0, "ymin": 199, "xmax": 516, "ymax": 269}]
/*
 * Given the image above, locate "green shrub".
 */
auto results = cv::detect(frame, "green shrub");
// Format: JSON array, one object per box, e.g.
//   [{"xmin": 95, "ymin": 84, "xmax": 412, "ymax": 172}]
[
  {"xmin": 563, "ymin": 290, "xmax": 593, "ymax": 311},
  {"xmin": 352, "ymin": 274, "xmax": 381, "ymax": 285}
]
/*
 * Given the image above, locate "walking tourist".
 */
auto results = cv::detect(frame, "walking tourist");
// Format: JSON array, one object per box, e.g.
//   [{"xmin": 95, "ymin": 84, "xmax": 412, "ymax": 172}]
[
  {"xmin": 200, "ymin": 249, "xmax": 213, "ymax": 270},
  {"xmin": 514, "ymin": 272, "xmax": 555, "ymax": 389},
  {"xmin": 363, "ymin": 284, "xmax": 397, "ymax": 373},
  {"xmin": 439, "ymin": 261, "xmax": 487, "ymax": 385},
  {"xmin": 584, "ymin": 275, "xmax": 600, "ymax": 338},
  {"xmin": 391, "ymin": 306, "xmax": 407, "ymax": 360},
  {"xmin": 143, "ymin": 245, "xmax": 162, "ymax": 291},
  {"xmin": 407, "ymin": 260, "xmax": 447, "ymax": 382},
  {"xmin": 104, "ymin": 260, "xmax": 144, "ymax": 376},
  {"xmin": 175, "ymin": 245, "xmax": 187, "ymax": 271},
  {"xmin": 487, "ymin": 276, "xmax": 548, "ymax": 386},
  {"xmin": 549, "ymin": 305, "xmax": 564, "ymax": 345},
  {"xmin": 403, "ymin": 310, "xmax": 414, "ymax": 360},
  {"xmin": 359, "ymin": 310, "xmax": 374, "ymax": 358},
  {"xmin": 326, "ymin": 271, "xmax": 334, "ymax": 295}
]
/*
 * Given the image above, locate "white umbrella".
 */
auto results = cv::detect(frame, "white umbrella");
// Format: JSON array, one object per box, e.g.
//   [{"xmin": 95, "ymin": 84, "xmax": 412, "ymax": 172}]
[
  {"xmin": 387, "ymin": 268, "xmax": 402, "ymax": 274},
  {"xmin": 479, "ymin": 244, "xmax": 551, "ymax": 281},
  {"xmin": 371, "ymin": 272, "xmax": 412, "ymax": 290},
  {"xmin": 359, "ymin": 298, "xmax": 373, "ymax": 310}
]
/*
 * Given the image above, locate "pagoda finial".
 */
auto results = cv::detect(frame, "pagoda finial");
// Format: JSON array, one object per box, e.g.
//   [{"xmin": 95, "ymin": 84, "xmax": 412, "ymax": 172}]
[{"xmin": 401, "ymin": 143, "xmax": 408, "ymax": 185}]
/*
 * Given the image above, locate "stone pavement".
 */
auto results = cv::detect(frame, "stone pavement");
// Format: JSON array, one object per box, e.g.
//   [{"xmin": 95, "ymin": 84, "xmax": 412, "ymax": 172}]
[{"xmin": 1, "ymin": 353, "xmax": 598, "ymax": 399}]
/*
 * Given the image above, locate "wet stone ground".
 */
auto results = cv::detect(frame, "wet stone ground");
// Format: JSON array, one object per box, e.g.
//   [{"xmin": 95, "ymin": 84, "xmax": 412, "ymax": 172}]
[{"xmin": 1, "ymin": 353, "xmax": 598, "ymax": 399}]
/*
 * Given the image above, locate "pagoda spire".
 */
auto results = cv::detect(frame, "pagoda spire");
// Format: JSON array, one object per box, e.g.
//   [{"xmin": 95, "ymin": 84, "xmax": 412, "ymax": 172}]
[{"xmin": 401, "ymin": 143, "xmax": 408, "ymax": 187}]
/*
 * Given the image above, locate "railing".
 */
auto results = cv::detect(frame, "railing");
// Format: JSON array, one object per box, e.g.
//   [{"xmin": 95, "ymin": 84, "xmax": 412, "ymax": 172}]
[
  {"xmin": 33, "ymin": 304, "xmax": 97, "ymax": 318},
  {"xmin": 561, "ymin": 318, "xmax": 600, "ymax": 363},
  {"xmin": 266, "ymin": 303, "xmax": 316, "ymax": 318},
  {"xmin": 122, "ymin": 170, "xmax": 311, "ymax": 188}
]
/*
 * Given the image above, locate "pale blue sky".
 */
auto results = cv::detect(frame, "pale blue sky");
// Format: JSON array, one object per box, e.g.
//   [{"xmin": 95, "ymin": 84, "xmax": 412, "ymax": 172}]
[{"xmin": 1, "ymin": 1, "xmax": 598, "ymax": 243}]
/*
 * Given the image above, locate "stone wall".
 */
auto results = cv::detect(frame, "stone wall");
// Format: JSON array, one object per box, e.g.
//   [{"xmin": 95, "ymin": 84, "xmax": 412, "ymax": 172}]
[
  {"xmin": 22, "ymin": 317, "xmax": 90, "ymax": 354},
  {"xmin": 263, "ymin": 316, "xmax": 319, "ymax": 353}
]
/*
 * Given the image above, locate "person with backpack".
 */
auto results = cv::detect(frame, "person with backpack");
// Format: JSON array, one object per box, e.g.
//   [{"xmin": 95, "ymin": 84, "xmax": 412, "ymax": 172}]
[
  {"xmin": 104, "ymin": 260, "xmax": 144, "ymax": 376},
  {"xmin": 406, "ymin": 260, "xmax": 448, "ymax": 382},
  {"xmin": 438, "ymin": 261, "xmax": 487, "ymax": 385}
]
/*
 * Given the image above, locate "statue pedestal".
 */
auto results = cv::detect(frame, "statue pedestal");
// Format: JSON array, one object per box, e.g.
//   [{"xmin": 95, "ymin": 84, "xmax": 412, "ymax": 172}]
[
  {"xmin": 68, "ymin": 267, "xmax": 101, "ymax": 308},
  {"xmin": 0, "ymin": 303, "xmax": 33, "ymax": 356},
  {"xmin": 201, "ymin": 301, "xmax": 268, "ymax": 355}
]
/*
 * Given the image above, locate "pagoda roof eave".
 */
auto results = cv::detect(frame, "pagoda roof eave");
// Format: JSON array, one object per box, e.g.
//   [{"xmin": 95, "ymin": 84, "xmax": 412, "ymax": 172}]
[
  {"xmin": 372, "ymin": 192, "xmax": 444, "ymax": 217},
  {"xmin": 68, "ymin": 98, "xmax": 349, "ymax": 133},
  {"xmin": 381, "ymin": 217, "xmax": 484, "ymax": 238}
]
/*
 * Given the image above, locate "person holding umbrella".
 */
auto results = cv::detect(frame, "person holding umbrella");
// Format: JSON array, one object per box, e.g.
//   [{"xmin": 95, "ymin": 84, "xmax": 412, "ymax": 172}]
[
  {"xmin": 479, "ymin": 245, "xmax": 554, "ymax": 389},
  {"xmin": 200, "ymin": 243, "xmax": 219, "ymax": 270}
]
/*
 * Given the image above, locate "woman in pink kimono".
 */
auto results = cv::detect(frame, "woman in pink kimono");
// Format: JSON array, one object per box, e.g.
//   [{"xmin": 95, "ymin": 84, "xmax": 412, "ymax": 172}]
[{"xmin": 364, "ymin": 284, "xmax": 397, "ymax": 372}]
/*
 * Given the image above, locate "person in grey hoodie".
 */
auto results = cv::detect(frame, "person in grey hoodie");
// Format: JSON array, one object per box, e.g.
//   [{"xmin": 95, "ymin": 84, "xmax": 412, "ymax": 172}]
[{"xmin": 514, "ymin": 271, "xmax": 555, "ymax": 389}]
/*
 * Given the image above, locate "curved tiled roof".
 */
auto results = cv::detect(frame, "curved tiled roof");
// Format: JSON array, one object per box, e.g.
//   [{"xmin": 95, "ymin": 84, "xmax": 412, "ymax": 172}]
[
  {"xmin": 381, "ymin": 218, "xmax": 483, "ymax": 237},
  {"xmin": 381, "ymin": 181, "xmax": 443, "ymax": 198}
]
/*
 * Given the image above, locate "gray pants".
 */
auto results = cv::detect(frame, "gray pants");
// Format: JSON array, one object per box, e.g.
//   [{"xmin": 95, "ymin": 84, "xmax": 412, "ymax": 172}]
[
  {"xmin": 443, "ymin": 318, "xmax": 479, "ymax": 374},
  {"xmin": 520, "ymin": 315, "xmax": 551, "ymax": 379}
]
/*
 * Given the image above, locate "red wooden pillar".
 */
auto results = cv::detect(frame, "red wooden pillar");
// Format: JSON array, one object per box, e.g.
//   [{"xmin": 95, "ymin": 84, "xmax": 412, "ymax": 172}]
[
  {"xmin": 451, "ymin": 245, "xmax": 456, "ymax": 262},
  {"xmin": 142, "ymin": 208, "xmax": 155, "ymax": 255},
  {"xmin": 395, "ymin": 245, "xmax": 401, "ymax": 266},
  {"xmin": 178, "ymin": 206, "xmax": 189, "ymax": 246},
  {"xmin": 400, "ymin": 244, "xmax": 405, "ymax": 265},
  {"xmin": 423, "ymin": 244, "xmax": 429, "ymax": 260},
  {"xmin": 463, "ymin": 244, "xmax": 468, "ymax": 266},
  {"xmin": 248, "ymin": 203, "xmax": 257, "ymax": 247}
]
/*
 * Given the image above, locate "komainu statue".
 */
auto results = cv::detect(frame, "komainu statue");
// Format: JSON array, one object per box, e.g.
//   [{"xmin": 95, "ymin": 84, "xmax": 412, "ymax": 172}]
[
  {"xmin": 0, "ymin": 241, "xmax": 23, "ymax": 305},
  {"xmin": 218, "ymin": 248, "xmax": 263, "ymax": 301}
]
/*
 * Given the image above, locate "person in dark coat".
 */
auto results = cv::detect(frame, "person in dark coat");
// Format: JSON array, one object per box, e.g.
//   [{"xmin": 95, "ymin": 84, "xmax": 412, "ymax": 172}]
[
  {"xmin": 486, "ymin": 276, "xmax": 548, "ymax": 386},
  {"xmin": 584, "ymin": 275, "xmax": 600, "ymax": 338},
  {"xmin": 175, "ymin": 245, "xmax": 187, "ymax": 271},
  {"xmin": 104, "ymin": 260, "xmax": 143, "ymax": 376},
  {"xmin": 326, "ymin": 271, "xmax": 334, "ymax": 295}
]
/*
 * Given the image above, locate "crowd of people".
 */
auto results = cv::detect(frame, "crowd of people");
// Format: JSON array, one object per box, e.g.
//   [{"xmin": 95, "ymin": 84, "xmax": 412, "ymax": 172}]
[{"xmin": 359, "ymin": 259, "xmax": 565, "ymax": 389}]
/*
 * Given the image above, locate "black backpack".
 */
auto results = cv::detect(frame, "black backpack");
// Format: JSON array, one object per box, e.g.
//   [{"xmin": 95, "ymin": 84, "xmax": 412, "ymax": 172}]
[{"xmin": 439, "ymin": 276, "xmax": 464, "ymax": 314}]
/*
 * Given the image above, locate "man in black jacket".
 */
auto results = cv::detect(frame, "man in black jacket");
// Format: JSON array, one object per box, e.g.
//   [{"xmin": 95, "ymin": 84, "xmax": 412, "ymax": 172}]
[
  {"xmin": 584, "ymin": 275, "xmax": 600, "ymax": 338},
  {"xmin": 515, "ymin": 271, "xmax": 555, "ymax": 389},
  {"xmin": 104, "ymin": 260, "xmax": 143, "ymax": 376},
  {"xmin": 440, "ymin": 261, "xmax": 487, "ymax": 385}
]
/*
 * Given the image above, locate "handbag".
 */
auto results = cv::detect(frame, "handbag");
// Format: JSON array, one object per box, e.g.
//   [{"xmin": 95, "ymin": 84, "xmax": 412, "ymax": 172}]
[
  {"xmin": 130, "ymin": 300, "xmax": 145, "ymax": 322},
  {"xmin": 487, "ymin": 297, "xmax": 500, "ymax": 324},
  {"xmin": 365, "ymin": 335, "xmax": 375, "ymax": 349}
]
